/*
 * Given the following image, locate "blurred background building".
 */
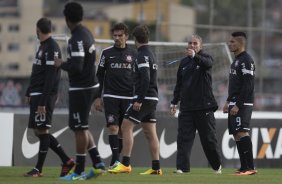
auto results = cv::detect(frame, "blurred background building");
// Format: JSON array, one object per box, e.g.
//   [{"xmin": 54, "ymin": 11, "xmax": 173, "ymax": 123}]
[{"xmin": 0, "ymin": 0, "xmax": 281, "ymax": 110}]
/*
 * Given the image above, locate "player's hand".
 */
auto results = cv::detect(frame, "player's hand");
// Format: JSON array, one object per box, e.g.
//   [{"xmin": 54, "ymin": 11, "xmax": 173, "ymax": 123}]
[
  {"xmin": 230, "ymin": 105, "xmax": 239, "ymax": 116},
  {"xmin": 54, "ymin": 57, "xmax": 63, "ymax": 67},
  {"xmin": 25, "ymin": 96, "xmax": 30, "ymax": 104},
  {"xmin": 37, "ymin": 106, "xmax": 46, "ymax": 114},
  {"xmin": 186, "ymin": 49, "xmax": 195, "ymax": 58},
  {"xmin": 170, "ymin": 104, "xmax": 177, "ymax": 116},
  {"xmin": 133, "ymin": 102, "xmax": 142, "ymax": 111},
  {"xmin": 223, "ymin": 102, "xmax": 229, "ymax": 113},
  {"xmin": 93, "ymin": 98, "xmax": 103, "ymax": 112}
]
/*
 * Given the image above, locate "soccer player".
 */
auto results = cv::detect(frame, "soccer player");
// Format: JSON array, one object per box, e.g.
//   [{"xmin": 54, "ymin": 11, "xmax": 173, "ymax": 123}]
[
  {"xmin": 108, "ymin": 24, "xmax": 162, "ymax": 175},
  {"xmin": 54, "ymin": 2, "xmax": 105, "ymax": 180},
  {"xmin": 170, "ymin": 34, "xmax": 222, "ymax": 174},
  {"xmin": 24, "ymin": 17, "xmax": 74, "ymax": 177},
  {"xmin": 223, "ymin": 32, "xmax": 257, "ymax": 175},
  {"xmin": 95, "ymin": 23, "xmax": 137, "ymax": 168}
]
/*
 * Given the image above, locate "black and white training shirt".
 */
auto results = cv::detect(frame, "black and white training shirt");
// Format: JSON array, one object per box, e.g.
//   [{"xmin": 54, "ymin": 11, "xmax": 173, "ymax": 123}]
[
  {"xmin": 97, "ymin": 45, "xmax": 137, "ymax": 99},
  {"xmin": 60, "ymin": 24, "xmax": 98, "ymax": 90},
  {"xmin": 26, "ymin": 37, "xmax": 61, "ymax": 106},
  {"xmin": 227, "ymin": 51, "xmax": 255, "ymax": 108},
  {"xmin": 134, "ymin": 45, "xmax": 158, "ymax": 103}
]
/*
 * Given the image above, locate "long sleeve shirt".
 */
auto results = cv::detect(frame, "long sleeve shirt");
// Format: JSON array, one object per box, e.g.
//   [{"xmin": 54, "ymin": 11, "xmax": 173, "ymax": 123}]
[{"xmin": 227, "ymin": 51, "xmax": 255, "ymax": 108}]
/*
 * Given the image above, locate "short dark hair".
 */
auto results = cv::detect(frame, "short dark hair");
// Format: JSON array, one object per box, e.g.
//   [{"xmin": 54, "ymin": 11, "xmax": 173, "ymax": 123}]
[
  {"xmin": 111, "ymin": 22, "xmax": 129, "ymax": 35},
  {"xmin": 132, "ymin": 24, "xmax": 150, "ymax": 44},
  {"xmin": 63, "ymin": 2, "xmax": 83, "ymax": 23},
  {"xmin": 36, "ymin": 17, "xmax": 51, "ymax": 34},
  {"xmin": 231, "ymin": 31, "xmax": 247, "ymax": 39}
]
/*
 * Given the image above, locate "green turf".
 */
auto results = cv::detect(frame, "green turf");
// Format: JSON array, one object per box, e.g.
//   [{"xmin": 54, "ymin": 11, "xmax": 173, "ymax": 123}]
[{"xmin": 0, "ymin": 167, "xmax": 282, "ymax": 184}]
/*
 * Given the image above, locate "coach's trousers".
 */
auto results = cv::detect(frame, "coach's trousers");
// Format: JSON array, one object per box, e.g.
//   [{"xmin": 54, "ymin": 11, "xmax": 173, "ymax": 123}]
[{"xmin": 177, "ymin": 110, "xmax": 221, "ymax": 171}]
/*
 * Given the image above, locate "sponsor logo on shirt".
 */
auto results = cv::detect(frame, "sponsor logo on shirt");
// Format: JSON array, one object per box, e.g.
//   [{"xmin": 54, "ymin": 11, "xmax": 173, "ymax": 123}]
[{"xmin": 110, "ymin": 63, "xmax": 132, "ymax": 69}]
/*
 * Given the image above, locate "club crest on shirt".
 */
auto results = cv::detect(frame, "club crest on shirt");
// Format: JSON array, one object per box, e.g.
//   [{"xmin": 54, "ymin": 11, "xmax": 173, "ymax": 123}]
[
  {"xmin": 126, "ymin": 55, "xmax": 133, "ymax": 62},
  {"xmin": 107, "ymin": 115, "xmax": 115, "ymax": 123}
]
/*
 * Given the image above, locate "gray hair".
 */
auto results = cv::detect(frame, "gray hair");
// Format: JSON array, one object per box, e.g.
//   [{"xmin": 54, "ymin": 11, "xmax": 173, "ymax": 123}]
[{"xmin": 190, "ymin": 34, "xmax": 202, "ymax": 44}]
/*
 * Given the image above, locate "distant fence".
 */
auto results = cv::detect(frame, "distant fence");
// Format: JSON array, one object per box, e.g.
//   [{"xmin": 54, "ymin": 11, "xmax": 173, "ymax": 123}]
[{"xmin": 1, "ymin": 78, "xmax": 282, "ymax": 111}]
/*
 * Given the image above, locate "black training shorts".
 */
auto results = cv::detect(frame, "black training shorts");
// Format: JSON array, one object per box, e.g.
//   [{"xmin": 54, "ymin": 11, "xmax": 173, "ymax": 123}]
[
  {"xmin": 68, "ymin": 88, "xmax": 98, "ymax": 131},
  {"xmin": 103, "ymin": 97, "xmax": 131, "ymax": 127},
  {"xmin": 228, "ymin": 105, "xmax": 253, "ymax": 135},
  {"xmin": 28, "ymin": 94, "xmax": 57, "ymax": 129},
  {"xmin": 124, "ymin": 100, "xmax": 158, "ymax": 124}
]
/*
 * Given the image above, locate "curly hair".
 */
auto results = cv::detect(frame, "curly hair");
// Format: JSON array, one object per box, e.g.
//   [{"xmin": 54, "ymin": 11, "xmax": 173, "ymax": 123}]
[
  {"xmin": 63, "ymin": 2, "xmax": 83, "ymax": 23},
  {"xmin": 111, "ymin": 22, "xmax": 129, "ymax": 36}
]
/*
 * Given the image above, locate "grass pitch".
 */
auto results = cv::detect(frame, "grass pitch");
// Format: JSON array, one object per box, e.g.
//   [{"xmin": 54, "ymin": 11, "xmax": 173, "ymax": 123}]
[{"xmin": 0, "ymin": 167, "xmax": 281, "ymax": 184}]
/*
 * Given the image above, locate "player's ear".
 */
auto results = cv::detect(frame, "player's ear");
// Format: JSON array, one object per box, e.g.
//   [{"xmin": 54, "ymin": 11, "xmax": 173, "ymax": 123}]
[{"xmin": 199, "ymin": 43, "xmax": 203, "ymax": 50}]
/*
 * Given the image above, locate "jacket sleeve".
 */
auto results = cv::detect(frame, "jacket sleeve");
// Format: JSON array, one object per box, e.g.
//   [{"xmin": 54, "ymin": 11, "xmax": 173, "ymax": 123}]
[
  {"xmin": 171, "ymin": 60, "xmax": 183, "ymax": 105},
  {"xmin": 96, "ymin": 51, "xmax": 106, "ymax": 97},
  {"xmin": 194, "ymin": 51, "xmax": 213, "ymax": 69},
  {"xmin": 236, "ymin": 60, "xmax": 255, "ymax": 108},
  {"xmin": 60, "ymin": 38, "xmax": 84, "ymax": 74},
  {"xmin": 136, "ymin": 55, "xmax": 150, "ymax": 103}
]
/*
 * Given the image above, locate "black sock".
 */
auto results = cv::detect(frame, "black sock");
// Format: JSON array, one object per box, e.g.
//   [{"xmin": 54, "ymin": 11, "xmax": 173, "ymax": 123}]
[
  {"xmin": 240, "ymin": 136, "xmax": 255, "ymax": 170},
  {"xmin": 35, "ymin": 134, "xmax": 50, "ymax": 172},
  {"xmin": 109, "ymin": 135, "xmax": 120, "ymax": 166},
  {"xmin": 88, "ymin": 147, "xmax": 102, "ymax": 168},
  {"xmin": 152, "ymin": 160, "xmax": 160, "ymax": 170},
  {"xmin": 49, "ymin": 134, "xmax": 70, "ymax": 164},
  {"xmin": 119, "ymin": 138, "xmax": 123, "ymax": 153},
  {"xmin": 74, "ymin": 155, "xmax": 85, "ymax": 174},
  {"xmin": 236, "ymin": 140, "xmax": 248, "ymax": 170},
  {"xmin": 122, "ymin": 156, "xmax": 130, "ymax": 166}
]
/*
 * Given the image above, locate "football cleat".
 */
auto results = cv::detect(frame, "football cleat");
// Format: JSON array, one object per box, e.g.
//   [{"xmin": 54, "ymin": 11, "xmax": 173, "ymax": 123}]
[
  {"xmin": 85, "ymin": 162, "xmax": 106, "ymax": 180},
  {"xmin": 60, "ymin": 158, "xmax": 75, "ymax": 177},
  {"xmin": 234, "ymin": 169, "xmax": 257, "ymax": 176},
  {"xmin": 140, "ymin": 168, "xmax": 163, "ymax": 175},
  {"xmin": 173, "ymin": 169, "xmax": 184, "ymax": 174},
  {"xmin": 109, "ymin": 161, "xmax": 120, "ymax": 169},
  {"xmin": 95, "ymin": 162, "xmax": 106, "ymax": 171},
  {"xmin": 214, "ymin": 165, "xmax": 222, "ymax": 174},
  {"xmin": 59, "ymin": 172, "xmax": 86, "ymax": 180},
  {"xmin": 108, "ymin": 162, "xmax": 132, "ymax": 173},
  {"xmin": 234, "ymin": 168, "xmax": 246, "ymax": 174},
  {"xmin": 85, "ymin": 168, "xmax": 105, "ymax": 180},
  {"xmin": 24, "ymin": 168, "xmax": 43, "ymax": 177}
]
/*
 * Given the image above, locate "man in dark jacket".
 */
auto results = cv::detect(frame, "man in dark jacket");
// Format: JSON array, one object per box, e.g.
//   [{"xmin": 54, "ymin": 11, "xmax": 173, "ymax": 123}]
[{"xmin": 170, "ymin": 34, "xmax": 222, "ymax": 174}]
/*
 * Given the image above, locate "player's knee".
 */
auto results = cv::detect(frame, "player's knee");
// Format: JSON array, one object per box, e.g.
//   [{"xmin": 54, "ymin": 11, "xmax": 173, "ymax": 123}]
[
  {"xmin": 108, "ymin": 125, "xmax": 119, "ymax": 134},
  {"xmin": 234, "ymin": 131, "xmax": 249, "ymax": 140},
  {"xmin": 34, "ymin": 128, "xmax": 48, "ymax": 136},
  {"xmin": 121, "ymin": 119, "xmax": 134, "ymax": 132}
]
